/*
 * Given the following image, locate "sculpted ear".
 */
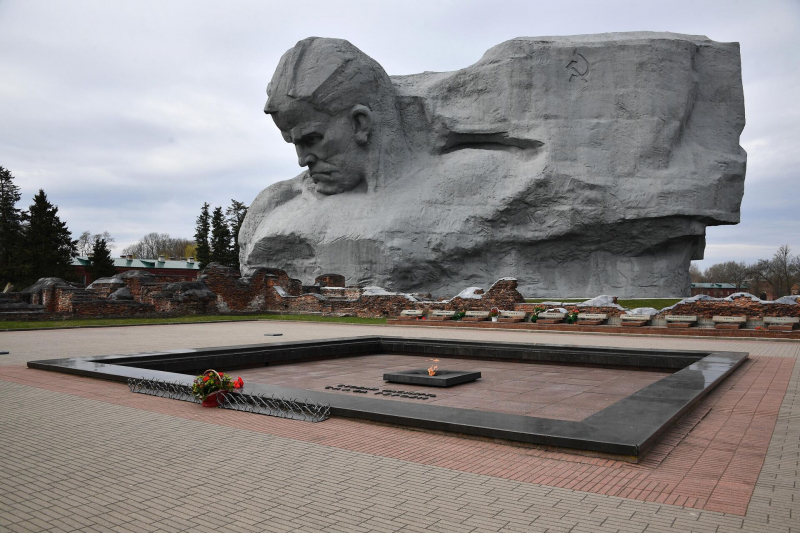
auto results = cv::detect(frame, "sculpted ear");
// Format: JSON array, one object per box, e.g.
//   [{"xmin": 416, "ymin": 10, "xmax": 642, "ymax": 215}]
[{"xmin": 350, "ymin": 105, "xmax": 372, "ymax": 145}]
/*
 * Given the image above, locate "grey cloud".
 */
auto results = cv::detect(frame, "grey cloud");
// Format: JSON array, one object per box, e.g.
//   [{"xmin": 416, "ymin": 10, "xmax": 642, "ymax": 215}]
[{"xmin": 1, "ymin": 0, "xmax": 797, "ymax": 270}]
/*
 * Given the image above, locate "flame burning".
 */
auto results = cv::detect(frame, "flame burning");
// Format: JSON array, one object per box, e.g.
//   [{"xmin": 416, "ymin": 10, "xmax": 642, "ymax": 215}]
[{"xmin": 427, "ymin": 358, "xmax": 440, "ymax": 376}]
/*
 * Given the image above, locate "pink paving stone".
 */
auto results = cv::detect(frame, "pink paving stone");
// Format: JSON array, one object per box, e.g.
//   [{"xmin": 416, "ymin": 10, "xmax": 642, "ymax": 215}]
[
  {"xmin": 232, "ymin": 353, "xmax": 672, "ymax": 421},
  {"xmin": 1, "ymin": 352, "xmax": 789, "ymax": 517}
]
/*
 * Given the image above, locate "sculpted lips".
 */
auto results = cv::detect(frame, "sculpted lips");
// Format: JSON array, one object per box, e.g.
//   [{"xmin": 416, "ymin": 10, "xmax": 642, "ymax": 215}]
[{"xmin": 309, "ymin": 166, "xmax": 337, "ymax": 181}]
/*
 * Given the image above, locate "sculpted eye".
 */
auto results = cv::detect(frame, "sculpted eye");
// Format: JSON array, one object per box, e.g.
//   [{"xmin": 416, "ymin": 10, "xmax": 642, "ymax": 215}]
[{"xmin": 301, "ymin": 133, "xmax": 323, "ymax": 147}]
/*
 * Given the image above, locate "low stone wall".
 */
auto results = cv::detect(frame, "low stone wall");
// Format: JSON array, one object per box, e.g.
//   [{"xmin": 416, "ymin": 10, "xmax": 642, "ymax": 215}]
[
  {"xmin": 70, "ymin": 300, "xmax": 155, "ymax": 318},
  {"xmin": 572, "ymin": 306, "xmax": 625, "ymax": 317},
  {"xmin": 513, "ymin": 303, "xmax": 625, "ymax": 317},
  {"xmin": 328, "ymin": 294, "xmax": 417, "ymax": 318},
  {"xmin": 658, "ymin": 296, "xmax": 800, "ymax": 319},
  {"xmin": 0, "ymin": 311, "xmax": 51, "ymax": 321}
]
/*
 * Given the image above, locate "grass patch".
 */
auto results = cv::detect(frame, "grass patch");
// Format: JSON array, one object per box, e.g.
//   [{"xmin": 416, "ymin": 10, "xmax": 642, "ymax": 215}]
[
  {"xmin": 525, "ymin": 298, "xmax": 683, "ymax": 310},
  {"xmin": 617, "ymin": 299, "xmax": 682, "ymax": 310},
  {"xmin": 525, "ymin": 298, "xmax": 587, "ymax": 303},
  {"xmin": 0, "ymin": 313, "xmax": 387, "ymax": 331},
  {"xmin": 256, "ymin": 314, "xmax": 386, "ymax": 325}
]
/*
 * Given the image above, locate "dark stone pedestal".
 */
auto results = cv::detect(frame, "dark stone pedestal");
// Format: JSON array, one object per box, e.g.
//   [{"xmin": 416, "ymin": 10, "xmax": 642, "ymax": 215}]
[{"xmin": 383, "ymin": 369, "xmax": 481, "ymax": 387}]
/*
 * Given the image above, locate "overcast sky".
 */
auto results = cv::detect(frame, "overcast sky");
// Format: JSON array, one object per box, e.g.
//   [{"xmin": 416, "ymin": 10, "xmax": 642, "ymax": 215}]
[{"xmin": 1, "ymin": 0, "xmax": 798, "ymax": 270}]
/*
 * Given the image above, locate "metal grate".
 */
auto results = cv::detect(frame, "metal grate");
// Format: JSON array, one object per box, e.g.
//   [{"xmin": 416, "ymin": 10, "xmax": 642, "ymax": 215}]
[{"xmin": 128, "ymin": 378, "xmax": 330, "ymax": 422}]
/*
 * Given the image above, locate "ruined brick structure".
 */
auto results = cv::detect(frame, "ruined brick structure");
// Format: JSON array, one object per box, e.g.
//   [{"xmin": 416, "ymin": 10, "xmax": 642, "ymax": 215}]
[
  {"xmin": 657, "ymin": 295, "xmax": 800, "ymax": 319},
  {"xmin": 315, "ymin": 274, "xmax": 345, "ymax": 288},
  {"xmin": 514, "ymin": 303, "xmax": 626, "ymax": 317},
  {"xmin": 196, "ymin": 267, "xmax": 524, "ymax": 318},
  {"xmin": 8, "ymin": 265, "xmax": 527, "ymax": 320},
  {"xmin": 8, "ymin": 267, "xmax": 798, "ymax": 323}
]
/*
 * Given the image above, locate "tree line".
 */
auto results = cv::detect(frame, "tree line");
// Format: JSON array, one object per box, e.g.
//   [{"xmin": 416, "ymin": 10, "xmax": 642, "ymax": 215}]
[
  {"xmin": 691, "ymin": 244, "xmax": 800, "ymax": 297},
  {"xmin": 121, "ymin": 233, "xmax": 194, "ymax": 260},
  {"xmin": 0, "ymin": 165, "xmax": 249, "ymax": 289},
  {"xmin": 0, "ymin": 166, "xmax": 77, "ymax": 288},
  {"xmin": 194, "ymin": 201, "xmax": 247, "ymax": 270},
  {"xmin": 0, "ymin": 166, "xmax": 119, "ymax": 288},
  {"xmin": 101, "ymin": 198, "xmax": 248, "ymax": 271}
]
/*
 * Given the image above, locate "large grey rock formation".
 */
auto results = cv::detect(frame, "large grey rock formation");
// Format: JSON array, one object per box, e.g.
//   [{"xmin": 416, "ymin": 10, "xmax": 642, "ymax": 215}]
[{"xmin": 240, "ymin": 33, "xmax": 746, "ymax": 297}]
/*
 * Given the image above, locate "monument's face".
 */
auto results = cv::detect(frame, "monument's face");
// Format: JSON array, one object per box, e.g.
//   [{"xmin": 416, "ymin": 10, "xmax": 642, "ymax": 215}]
[
  {"xmin": 240, "ymin": 34, "xmax": 746, "ymax": 298},
  {"xmin": 271, "ymin": 103, "xmax": 368, "ymax": 195}
]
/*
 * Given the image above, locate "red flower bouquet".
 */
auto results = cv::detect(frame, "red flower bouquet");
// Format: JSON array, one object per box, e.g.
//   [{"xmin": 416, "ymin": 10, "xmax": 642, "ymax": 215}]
[
  {"xmin": 566, "ymin": 308, "xmax": 580, "ymax": 324},
  {"xmin": 191, "ymin": 369, "xmax": 243, "ymax": 406}
]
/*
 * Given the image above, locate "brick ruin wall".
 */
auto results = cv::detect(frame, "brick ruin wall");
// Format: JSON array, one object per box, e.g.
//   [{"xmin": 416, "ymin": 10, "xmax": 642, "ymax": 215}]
[
  {"xmin": 514, "ymin": 303, "xmax": 626, "ymax": 317},
  {"xmin": 129, "ymin": 267, "xmax": 527, "ymax": 319},
  {"xmin": 54, "ymin": 286, "xmax": 155, "ymax": 317},
  {"xmin": 84, "ymin": 281, "xmax": 121, "ymax": 299},
  {"xmin": 8, "ymin": 265, "xmax": 800, "ymax": 321},
  {"xmin": 201, "ymin": 265, "xmax": 303, "ymax": 312},
  {"xmin": 656, "ymin": 297, "xmax": 800, "ymax": 319},
  {"xmin": 315, "ymin": 274, "xmax": 345, "ymax": 288},
  {"xmin": 69, "ymin": 299, "xmax": 155, "ymax": 318}
]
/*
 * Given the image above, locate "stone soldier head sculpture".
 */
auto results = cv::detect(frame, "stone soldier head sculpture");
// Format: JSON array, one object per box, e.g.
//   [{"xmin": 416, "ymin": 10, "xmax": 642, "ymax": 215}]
[
  {"xmin": 243, "ymin": 33, "xmax": 746, "ymax": 298},
  {"xmin": 264, "ymin": 37, "xmax": 404, "ymax": 195}
]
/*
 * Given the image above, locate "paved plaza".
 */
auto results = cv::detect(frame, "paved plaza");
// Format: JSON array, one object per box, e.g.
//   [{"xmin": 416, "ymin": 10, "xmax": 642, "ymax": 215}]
[
  {"xmin": 237, "ymin": 354, "xmax": 672, "ymax": 420},
  {"xmin": 1, "ymin": 321, "xmax": 799, "ymax": 532}
]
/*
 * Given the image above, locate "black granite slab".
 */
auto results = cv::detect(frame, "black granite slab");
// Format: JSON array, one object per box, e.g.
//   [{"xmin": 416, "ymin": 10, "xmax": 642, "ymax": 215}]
[
  {"xmin": 384, "ymin": 369, "xmax": 481, "ymax": 387},
  {"xmin": 27, "ymin": 336, "xmax": 747, "ymax": 460}
]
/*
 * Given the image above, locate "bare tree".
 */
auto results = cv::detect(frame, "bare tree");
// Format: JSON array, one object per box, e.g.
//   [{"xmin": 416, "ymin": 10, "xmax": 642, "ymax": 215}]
[
  {"xmin": 770, "ymin": 245, "xmax": 796, "ymax": 297},
  {"xmin": 122, "ymin": 233, "xmax": 193, "ymax": 259},
  {"xmin": 748, "ymin": 245, "xmax": 800, "ymax": 298},
  {"xmin": 689, "ymin": 263, "xmax": 705, "ymax": 283},
  {"xmin": 702, "ymin": 261, "xmax": 749, "ymax": 289},
  {"xmin": 77, "ymin": 231, "xmax": 114, "ymax": 257},
  {"xmin": 729, "ymin": 261, "xmax": 750, "ymax": 290}
]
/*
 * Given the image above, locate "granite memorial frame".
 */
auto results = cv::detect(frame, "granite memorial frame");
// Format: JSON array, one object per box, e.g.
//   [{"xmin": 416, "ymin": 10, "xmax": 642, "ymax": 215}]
[{"xmin": 28, "ymin": 337, "xmax": 747, "ymax": 461}]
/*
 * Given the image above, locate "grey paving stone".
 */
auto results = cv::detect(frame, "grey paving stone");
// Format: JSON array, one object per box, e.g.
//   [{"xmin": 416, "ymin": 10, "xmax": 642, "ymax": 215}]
[{"xmin": 1, "ymin": 322, "xmax": 799, "ymax": 532}]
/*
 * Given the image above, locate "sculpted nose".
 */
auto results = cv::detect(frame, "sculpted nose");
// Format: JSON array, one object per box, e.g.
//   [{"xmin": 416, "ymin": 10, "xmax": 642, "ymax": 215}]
[{"xmin": 298, "ymin": 152, "xmax": 317, "ymax": 167}]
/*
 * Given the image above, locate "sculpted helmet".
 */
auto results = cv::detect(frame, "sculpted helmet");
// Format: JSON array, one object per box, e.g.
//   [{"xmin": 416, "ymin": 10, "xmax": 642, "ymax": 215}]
[{"xmin": 264, "ymin": 37, "xmax": 395, "ymax": 117}]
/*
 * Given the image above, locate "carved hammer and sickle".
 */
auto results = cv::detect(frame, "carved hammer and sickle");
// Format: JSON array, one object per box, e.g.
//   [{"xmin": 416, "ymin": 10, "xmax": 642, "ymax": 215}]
[{"xmin": 566, "ymin": 50, "xmax": 589, "ymax": 82}]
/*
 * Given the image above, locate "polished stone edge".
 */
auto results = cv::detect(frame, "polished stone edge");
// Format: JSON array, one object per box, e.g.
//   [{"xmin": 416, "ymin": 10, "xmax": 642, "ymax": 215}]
[{"xmin": 27, "ymin": 336, "xmax": 747, "ymax": 459}]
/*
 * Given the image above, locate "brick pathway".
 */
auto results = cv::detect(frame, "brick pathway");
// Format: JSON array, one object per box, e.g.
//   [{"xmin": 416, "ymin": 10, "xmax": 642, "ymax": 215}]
[{"xmin": 1, "ymin": 321, "xmax": 799, "ymax": 532}]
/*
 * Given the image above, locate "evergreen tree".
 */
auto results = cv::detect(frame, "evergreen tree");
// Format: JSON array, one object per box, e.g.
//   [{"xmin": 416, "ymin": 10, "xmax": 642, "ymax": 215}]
[
  {"xmin": 209, "ymin": 206, "xmax": 232, "ymax": 266},
  {"xmin": 226, "ymin": 200, "xmax": 248, "ymax": 272},
  {"xmin": 0, "ymin": 167, "xmax": 23, "ymax": 286},
  {"xmin": 88, "ymin": 237, "xmax": 117, "ymax": 281},
  {"xmin": 194, "ymin": 202, "xmax": 211, "ymax": 269},
  {"xmin": 19, "ymin": 189, "xmax": 77, "ymax": 286}
]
